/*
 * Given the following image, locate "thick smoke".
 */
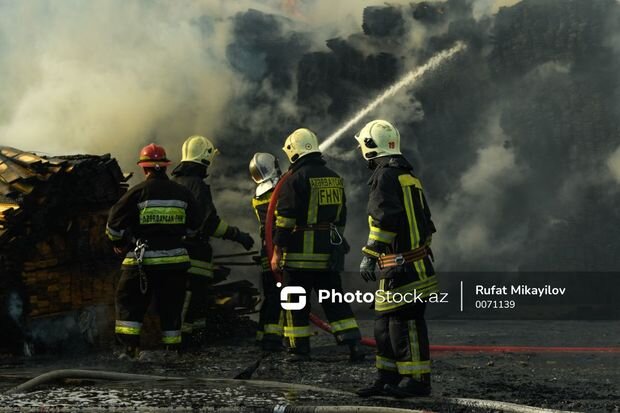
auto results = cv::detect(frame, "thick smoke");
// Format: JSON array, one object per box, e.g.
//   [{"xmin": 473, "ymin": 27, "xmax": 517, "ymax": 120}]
[{"xmin": 2, "ymin": 0, "xmax": 620, "ymax": 275}]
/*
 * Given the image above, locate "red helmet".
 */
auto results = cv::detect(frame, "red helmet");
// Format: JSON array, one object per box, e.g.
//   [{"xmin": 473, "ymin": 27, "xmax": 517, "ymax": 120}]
[{"xmin": 137, "ymin": 143, "xmax": 171, "ymax": 168}]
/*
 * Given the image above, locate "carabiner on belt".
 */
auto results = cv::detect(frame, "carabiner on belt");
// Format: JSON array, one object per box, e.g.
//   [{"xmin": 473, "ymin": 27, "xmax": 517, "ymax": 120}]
[
  {"xmin": 134, "ymin": 239, "xmax": 149, "ymax": 294},
  {"xmin": 329, "ymin": 224, "xmax": 343, "ymax": 246}
]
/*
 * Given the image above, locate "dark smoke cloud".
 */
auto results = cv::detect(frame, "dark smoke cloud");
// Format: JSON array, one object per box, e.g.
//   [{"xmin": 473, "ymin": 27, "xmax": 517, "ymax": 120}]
[{"xmin": 2, "ymin": 0, "xmax": 619, "ymax": 275}]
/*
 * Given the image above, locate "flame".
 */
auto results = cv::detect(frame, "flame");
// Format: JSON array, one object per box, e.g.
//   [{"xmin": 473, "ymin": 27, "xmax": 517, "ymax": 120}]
[{"xmin": 281, "ymin": 0, "xmax": 304, "ymax": 19}]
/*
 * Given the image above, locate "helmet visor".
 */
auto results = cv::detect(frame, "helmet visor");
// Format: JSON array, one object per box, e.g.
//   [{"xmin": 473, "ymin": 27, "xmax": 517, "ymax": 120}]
[{"xmin": 249, "ymin": 160, "xmax": 264, "ymax": 183}]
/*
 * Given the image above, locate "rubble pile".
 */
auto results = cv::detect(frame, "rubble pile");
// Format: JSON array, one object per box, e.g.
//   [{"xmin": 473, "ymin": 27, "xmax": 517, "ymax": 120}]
[{"xmin": 0, "ymin": 147, "xmax": 130, "ymax": 352}]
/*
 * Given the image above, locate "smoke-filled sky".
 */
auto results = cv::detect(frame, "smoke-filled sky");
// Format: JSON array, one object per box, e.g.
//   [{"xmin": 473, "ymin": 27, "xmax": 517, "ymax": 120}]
[{"xmin": 1, "ymin": 0, "xmax": 619, "ymax": 274}]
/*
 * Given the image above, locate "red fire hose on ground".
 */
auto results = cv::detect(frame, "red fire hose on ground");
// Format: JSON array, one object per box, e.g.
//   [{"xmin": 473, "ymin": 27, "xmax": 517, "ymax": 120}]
[{"xmin": 263, "ymin": 172, "xmax": 620, "ymax": 354}]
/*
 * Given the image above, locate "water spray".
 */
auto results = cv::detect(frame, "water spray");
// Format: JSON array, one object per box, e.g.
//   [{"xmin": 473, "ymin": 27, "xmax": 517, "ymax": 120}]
[
  {"xmin": 265, "ymin": 42, "xmax": 469, "ymax": 348},
  {"xmin": 319, "ymin": 41, "xmax": 467, "ymax": 151}
]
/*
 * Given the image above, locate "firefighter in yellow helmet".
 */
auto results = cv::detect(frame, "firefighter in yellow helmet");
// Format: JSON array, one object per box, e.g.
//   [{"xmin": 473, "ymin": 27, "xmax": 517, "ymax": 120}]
[
  {"xmin": 106, "ymin": 144, "xmax": 201, "ymax": 359},
  {"xmin": 171, "ymin": 135, "xmax": 255, "ymax": 345},
  {"xmin": 271, "ymin": 128, "xmax": 363, "ymax": 362},
  {"xmin": 354, "ymin": 120, "xmax": 438, "ymax": 398},
  {"xmin": 249, "ymin": 153, "xmax": 284, "ymax": 351}
]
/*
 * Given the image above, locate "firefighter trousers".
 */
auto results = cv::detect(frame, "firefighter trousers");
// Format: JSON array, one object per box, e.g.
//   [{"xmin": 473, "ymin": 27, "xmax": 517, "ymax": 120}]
[
  {"xmin": 115, "ymin": 267, "xmax": 187, "ymax": 348},
  {"xmin": 257, "ymin": 271, "xmax": 284, "ymax": 343},
  {"xmin": 375, "ymin": 303, "xmax": 431, "ymax": 384},
  {"xmin": 283, "ymin": 269, "xmax": 361, "ymax": 354},
  {"xmin": 181, "ymin": 274, "xmax": 211, "ymax": 340}
]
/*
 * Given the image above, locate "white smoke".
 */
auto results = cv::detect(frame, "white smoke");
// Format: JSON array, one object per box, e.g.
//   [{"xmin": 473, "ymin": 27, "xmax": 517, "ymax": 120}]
[
  {"xmin": 471, "ymin": 0, "xmax": 521, "ymax": 19},
  {"xmin": 3, "ymin": 0, "xmax": 615, "ymax": 275},
  {"xmin": 0, "ymin": 1, "xmax": 246, "ymax": 168},
  {"xmin": 432, "ymin": 112, "xmax": 527, "ymax": 270},
  {"xmin": 607, "ymin": 146, "xmax": 620, "ymax": 184}
]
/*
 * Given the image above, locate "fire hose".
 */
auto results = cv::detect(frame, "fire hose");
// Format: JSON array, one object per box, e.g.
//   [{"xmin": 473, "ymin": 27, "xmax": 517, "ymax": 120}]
[
  {"xmin": 263, "ymin": 172, "xmax": 368, "ymax": 342},
  {"xmin": 4, "ymin": 369, "xmax": 579, "ymax": 413},
  {"xmin": 263, "ymin": 172, "xmax": 620, "ymax": 354}
]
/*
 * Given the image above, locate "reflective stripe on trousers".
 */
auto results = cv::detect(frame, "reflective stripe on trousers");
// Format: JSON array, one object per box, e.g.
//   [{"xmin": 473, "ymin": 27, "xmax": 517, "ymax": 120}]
[
  {"xmin": 188, "ymin": 259, "xmax": 214, "ymax": 277},
  {"xmin": 115, "ymin": 320, "xmax": 142, "ymax": 335},
  {"xmin": 376, "ymin": 355, "xmax": 398, "ymax": 372},
  {"xmin": 162, "ymin": 330, "xmax": 182, "ymax": 344},
  {"xmin": 329, "ymin": 317, "xmax": 359, "ymax": 333}
]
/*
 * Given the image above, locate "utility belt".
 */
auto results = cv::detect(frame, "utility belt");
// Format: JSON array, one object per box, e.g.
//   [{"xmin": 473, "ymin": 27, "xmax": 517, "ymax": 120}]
[
  {"xmin": 378, "ymin": 245, "xmax": 429, "ymax": 270},
  {"xmin": 293, "ymin": 223, "xmax": 343, "ymax": 246},
  {"xmin": 292, "ymin": 223, "xmax": 331, "ymax": 232}
]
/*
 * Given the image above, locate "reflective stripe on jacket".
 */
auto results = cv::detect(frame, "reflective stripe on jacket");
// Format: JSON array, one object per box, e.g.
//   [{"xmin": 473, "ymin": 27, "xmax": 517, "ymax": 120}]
[
  {"xmin": 366, "ymin": 156, "xmax": 438, "ymax": 313},
  {"xmin": 252, "ymin": 190, "xmax": 273, "ymax": 273},
  {"xmin": 273, "ymin": 153, "xmax": 346, "ymax": 271},
  {"xmin": 106, "ymin": 173, "xmax": 201, "ymax": 270},
  {"xmin": 172, "ymin": 162, "xmax": 231, "ymax": 278}
]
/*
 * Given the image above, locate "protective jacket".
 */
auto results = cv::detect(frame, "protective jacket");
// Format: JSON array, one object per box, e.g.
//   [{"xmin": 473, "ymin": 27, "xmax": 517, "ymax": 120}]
[
  {"xmin": 252, "ymin": 188, "xmax": 285, "ymax": 343},
  {"xmin": 106, "ymin": 173, "xmax": 201, "ymax": 269},
  {"xmin": 252, "ymin": 189, "xmax": 273, "ymax": 273},
  {"xmin": 274, "ymin": 153, "xmax": 346, "ymax": 271},
  {"xmin": 364, "ymin": 156, "xmax": 438, "ymax": 313},
  {"xmin": 171, "ymin": 162, "xmax": 230, "ymax": 278}
]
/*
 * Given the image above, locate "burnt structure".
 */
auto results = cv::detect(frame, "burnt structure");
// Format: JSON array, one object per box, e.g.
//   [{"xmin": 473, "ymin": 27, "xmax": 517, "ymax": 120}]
[{"xmin": 0, "ymin": 147, "xmax": 130, "ymax": 353}]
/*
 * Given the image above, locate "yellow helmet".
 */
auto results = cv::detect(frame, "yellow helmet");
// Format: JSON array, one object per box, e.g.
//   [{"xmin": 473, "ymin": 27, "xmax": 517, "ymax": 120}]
[
  {"xmin": 282, "ymin": 128, "xmax": 321, "ymax": 163},
  {"xmin": 181, "ymin": 135, "xmax": 219, "ymax": 166},
  {"xmin": 354, "ymin": 119, "xmax": 401, "ymax": 160}
]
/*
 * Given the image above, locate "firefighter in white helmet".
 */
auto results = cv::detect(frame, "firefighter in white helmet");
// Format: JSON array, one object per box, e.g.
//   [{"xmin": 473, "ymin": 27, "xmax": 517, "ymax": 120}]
[
  {"xmin": 249, "ymin": 153, "xmax": 284, "ymax": 351},
  {"xmin": 355, "ymin": 120, "xmax": 439, "ymax": 398},
  {"xmin": 172, "ymin": 135, "xmax": 255, "ymax": 346},
  {"xmin": 272, "ymin": 128, "xmax": 364, "ymax": 361}
]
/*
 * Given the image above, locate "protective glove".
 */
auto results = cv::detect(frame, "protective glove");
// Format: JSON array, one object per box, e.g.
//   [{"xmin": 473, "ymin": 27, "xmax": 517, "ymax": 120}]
[
  {"xmin": 235, "ymin": 231, "xmax": 255, "ymax": 251},
  {"xmin": 223, "ymin": 226, "xmax": 255, "ymax": 251},
  {"xmin": 360, "ymin": 255, "xmax": 377, "ymax": 282}
]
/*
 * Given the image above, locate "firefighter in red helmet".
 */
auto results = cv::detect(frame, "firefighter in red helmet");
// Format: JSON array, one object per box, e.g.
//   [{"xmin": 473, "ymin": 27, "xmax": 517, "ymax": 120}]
[{"xmin": 106, "ymin": 143, "xmax": 201, "ymax": 360}]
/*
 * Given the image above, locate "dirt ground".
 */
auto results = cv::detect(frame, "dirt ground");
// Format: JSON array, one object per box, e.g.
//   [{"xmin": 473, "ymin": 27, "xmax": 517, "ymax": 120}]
[{"xmin": 0, "ymin": 320, "xmax": 618, "ymax": 412}]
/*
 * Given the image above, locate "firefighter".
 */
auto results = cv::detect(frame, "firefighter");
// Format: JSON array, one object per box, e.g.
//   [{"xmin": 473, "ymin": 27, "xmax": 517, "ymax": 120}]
[
  {"xmin": 106, "ymin": 143, "xmax": 201, "ymax": 359},
  {"xmin": 354, "ymin": 120, "xmax": 438, "ymax": 398},
  {"xmin": 249, "ymin": 152, "xmax": 284, "ymax": 351},
  {"xmin": 171, "ymin": 135, "xmax": 254, "ymax": 344},
  {"xmin": 271, "ymin": 128, "xmax": 363, "ymax": 362}
]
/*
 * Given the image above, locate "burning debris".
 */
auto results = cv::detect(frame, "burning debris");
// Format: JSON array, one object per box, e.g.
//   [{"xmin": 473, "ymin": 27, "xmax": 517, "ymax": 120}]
[{"xmin": 0, "ymin": 148, "xmax": 130, "ymax": 353}]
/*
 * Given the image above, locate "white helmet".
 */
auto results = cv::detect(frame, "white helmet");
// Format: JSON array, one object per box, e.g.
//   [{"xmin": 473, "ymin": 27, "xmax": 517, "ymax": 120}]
[
  {"xmin": 354, "ymin": 119, "xmax": 401, "ymax": 160},
  {"xmin": 249, "ymin": 152, "xmax": 281, "ymax": 197},
  {"xmin": 282, "ymin": 128, "xmax": 321, "ymax": 163},
  {"xmin": 181, "ymin": 135, "xmax": 219, "ymax": 166}
]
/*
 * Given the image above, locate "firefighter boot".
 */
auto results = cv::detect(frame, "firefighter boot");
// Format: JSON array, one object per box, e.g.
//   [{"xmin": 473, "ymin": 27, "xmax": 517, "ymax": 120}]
[
  {"xmin": 116, "ymin": 346, "xmax": 139, "ymax": 361},
  {"xmin": 262, "ymin": 337, "xmax": 284, "ymax": 353},
  {"xmin": 137, "ymin": 346, "xmax": 180, "ymax": 363},
  {"xmin": 356, "ymin": 370, "xmax": 400, "ymax": 397},
  {"xmin": 348, "ymin": 342, "xmax": 367, "ymax": 363},
  {"xmin": 285, "ymin": 351, "xmax": 311, "ymax": 362},
  {"xmin": 385, "ymin": 376, "xmax": 431, "ymax": 398},
  {"xmin": 285, "ymin": 337, "xmax": 310, "ymax": 362}
]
